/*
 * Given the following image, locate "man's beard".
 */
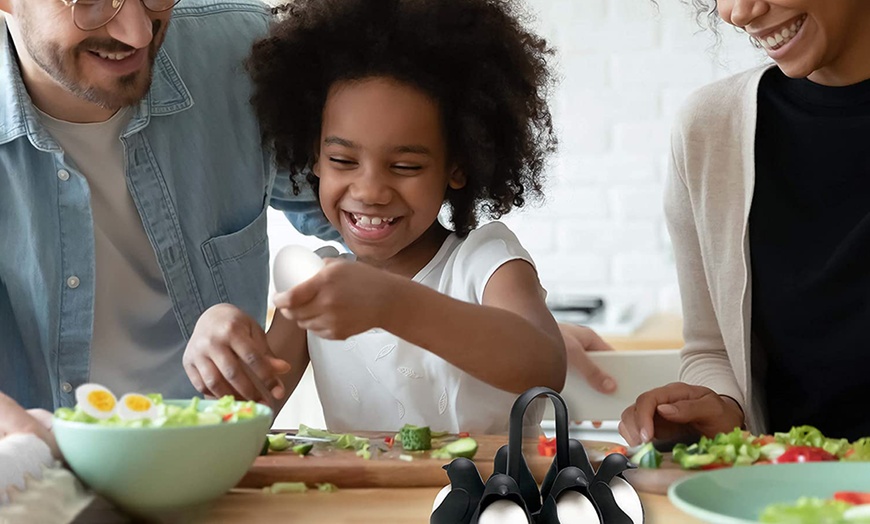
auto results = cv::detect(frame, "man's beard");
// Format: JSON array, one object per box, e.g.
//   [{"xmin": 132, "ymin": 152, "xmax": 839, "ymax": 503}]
[{"xmin": 19, "ymin": 18, "xmax": 167, "ymax": 111}]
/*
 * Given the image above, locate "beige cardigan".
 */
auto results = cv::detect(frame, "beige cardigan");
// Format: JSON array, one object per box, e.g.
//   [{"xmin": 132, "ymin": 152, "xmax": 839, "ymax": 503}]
[{"xmin": 666, "ymin": 64, "xmax": 777, "ymax": 434}]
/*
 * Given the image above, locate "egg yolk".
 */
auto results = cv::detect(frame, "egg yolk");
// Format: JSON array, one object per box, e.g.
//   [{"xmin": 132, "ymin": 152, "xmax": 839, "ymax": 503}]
[
  {"xmin": 124, "ymin": 395, "xmax": 151, "ymax": 412},
  {"xmin": 88, "ymin": 390, "xmax": 116, "ymax": 412}
]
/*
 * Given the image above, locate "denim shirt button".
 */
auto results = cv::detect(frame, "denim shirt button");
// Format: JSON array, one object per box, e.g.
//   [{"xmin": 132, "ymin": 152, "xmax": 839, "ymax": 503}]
[
  {"xmin": 66, "ymin": 276, "xmax": 81, "ymax": 289},
  {"xmin": 61, "ymin": 382, "xmax": 73, "ymax": 393},
  {"xmin": 57, "ymin": 169, "xmax": 70, "ymax": 181}
]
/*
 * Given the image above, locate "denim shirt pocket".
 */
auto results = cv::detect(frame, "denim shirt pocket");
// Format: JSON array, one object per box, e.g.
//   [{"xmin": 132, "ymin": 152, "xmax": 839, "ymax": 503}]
[{"xmin": 200, "ymin": 205, "xmax": 270, "ymax": 323}]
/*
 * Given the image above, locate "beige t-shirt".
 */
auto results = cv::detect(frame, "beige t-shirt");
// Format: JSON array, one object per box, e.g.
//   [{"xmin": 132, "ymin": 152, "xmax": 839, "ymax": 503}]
[{"xmin": 38, "ymin": 109, "xmax": 193, "ymax": 398}]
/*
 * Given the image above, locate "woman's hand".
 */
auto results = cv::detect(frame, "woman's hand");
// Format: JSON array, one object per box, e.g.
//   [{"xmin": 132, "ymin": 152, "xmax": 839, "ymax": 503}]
[
  {"xmin": 0, "ymin": 392, "xmax": 60, "ymax": 459},
  {"xmin": 618, "ymin": 382, "xmax": 745, "ymax": 446}
]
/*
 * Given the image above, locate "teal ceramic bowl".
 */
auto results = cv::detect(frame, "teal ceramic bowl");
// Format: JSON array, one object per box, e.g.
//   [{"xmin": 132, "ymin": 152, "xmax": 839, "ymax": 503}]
[
  {"xmin": 54, "ymin": 399, "xmax": 272, "ymax": 516},
  {"xmin": 669, "ymin": 462, "xmax": 870, "ymax": 523}
]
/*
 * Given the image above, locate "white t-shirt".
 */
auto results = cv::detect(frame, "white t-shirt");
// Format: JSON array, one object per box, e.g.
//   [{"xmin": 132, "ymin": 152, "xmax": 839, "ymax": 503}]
[
  {"xmin": 38, "ymin": 109, "xmax": 193, "ymax": 398},
  {"xmin": 308, "ymin": 221, "xmax": 544, "ymax": 434}
]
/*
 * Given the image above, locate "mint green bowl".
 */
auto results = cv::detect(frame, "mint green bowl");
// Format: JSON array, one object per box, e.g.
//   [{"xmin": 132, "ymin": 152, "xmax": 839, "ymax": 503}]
[
  {"xmin": 54, "ymin": 399, "xmax": 272, "ymax": 516},
  {"xmin": 668, "ymin": 462, "xmax": 870, "ymax": 523}
]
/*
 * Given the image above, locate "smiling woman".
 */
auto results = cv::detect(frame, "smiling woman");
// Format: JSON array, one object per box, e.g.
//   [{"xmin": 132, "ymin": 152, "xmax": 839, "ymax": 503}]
[{"xmin": 619, "ymin": 0, "xmax": 870, "ymax": 448}]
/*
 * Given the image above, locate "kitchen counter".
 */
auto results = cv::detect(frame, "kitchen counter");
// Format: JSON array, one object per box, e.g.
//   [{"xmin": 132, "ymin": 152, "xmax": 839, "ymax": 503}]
[
  {"xmin": 202, "ymin": 487, "xmax": 701, "ymax": 523},
  {"xmin": 605, "ymin": 312, "xmax": 683, "ymax": 351}
]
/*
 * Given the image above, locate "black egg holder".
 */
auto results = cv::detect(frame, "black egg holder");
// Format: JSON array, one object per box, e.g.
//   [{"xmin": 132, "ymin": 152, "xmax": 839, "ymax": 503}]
[{"xmin": 431, "ymin": 387, "xmax": 644, "ymax": 524}]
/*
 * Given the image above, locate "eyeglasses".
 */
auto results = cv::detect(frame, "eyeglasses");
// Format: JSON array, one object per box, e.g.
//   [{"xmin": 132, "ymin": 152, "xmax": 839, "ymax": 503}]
[{"xmin": 59, "ymin": 0, "xmax": 182, "ymax": 32}]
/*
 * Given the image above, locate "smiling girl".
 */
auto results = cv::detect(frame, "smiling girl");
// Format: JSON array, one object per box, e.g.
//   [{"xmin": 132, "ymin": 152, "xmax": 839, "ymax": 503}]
[
  {"xmin": 183, "ymin": 0, "xmax": 566, "ymax": 434},
  {"xmin": 619, "ymin": 0, "xmax": 870, "ymax": 445}
]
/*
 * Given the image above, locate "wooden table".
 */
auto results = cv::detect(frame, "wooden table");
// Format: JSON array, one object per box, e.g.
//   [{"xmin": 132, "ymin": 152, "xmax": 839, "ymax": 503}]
[{"xmin": 200, "ymin": 487, "xmax": 702, "ymax": 523}]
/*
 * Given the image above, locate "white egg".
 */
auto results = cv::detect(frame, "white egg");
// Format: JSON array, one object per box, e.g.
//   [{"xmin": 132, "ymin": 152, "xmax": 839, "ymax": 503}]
[
  {"xmin": 477, "ymin": 499, "xmax": 530, "ymax": 524},
  {"xmin": 845, "ymin": 504, "xmax": 870, "ymax": 520},
  {"xmin": 556, "ymin": 490, "xmax": 600, "ymax": 523},
  {"xmin": 431, "ymin": 484, "xmax": 452, "ymax": 513},
  {"xmin": 609, "ymin": 476, "xmax": 644, "ymax": 523},
  {"xmin": 75, "ymin": 383, "xmax": 117, "ymax": 420},
  {"xmin": 117, "ymin": 393, "xmax": 158, "ymax": 421},
  {"xmin": 273, "ymin": 245, "xmax": 325, "ymax": 293}
]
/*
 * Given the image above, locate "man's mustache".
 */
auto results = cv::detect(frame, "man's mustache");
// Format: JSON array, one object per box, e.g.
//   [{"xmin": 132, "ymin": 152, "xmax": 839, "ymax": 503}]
[{"xmin": 75, "ymin": 19, "xmax": 163, "ymax": 54}]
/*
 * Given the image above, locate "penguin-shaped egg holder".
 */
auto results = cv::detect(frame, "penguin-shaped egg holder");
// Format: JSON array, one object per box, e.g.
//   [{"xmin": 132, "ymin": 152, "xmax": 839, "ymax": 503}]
[{"xmin": 430, "ymin": 387, "xmax": 645, "ymax": 524}]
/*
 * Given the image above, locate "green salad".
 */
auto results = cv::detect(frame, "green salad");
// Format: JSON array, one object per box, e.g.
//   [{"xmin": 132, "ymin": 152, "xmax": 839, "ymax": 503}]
[
  {"xmin": 54, "ymin": 383, "xmax": 257, "ymax": 428},
  {"xmin": 760, "ymin": 496, "xmax": 870, "ymax": 523},
  {"xmin": 670, "ymin": 426, "xmax": 870, "ymax": 470}
]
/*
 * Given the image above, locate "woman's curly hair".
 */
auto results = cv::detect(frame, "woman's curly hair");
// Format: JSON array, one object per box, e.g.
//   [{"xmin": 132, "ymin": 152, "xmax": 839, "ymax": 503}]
[{"xmin": 249, "ymin": 0, "xmax": 556, "ymax": 236}]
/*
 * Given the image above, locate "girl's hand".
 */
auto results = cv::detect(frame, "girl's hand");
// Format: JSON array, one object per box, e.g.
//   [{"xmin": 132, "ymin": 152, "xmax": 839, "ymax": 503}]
[
  {"xmin": 0, "ymin": 392, "xmax": 60, "ymax": 459},
  {"xmin": 183, "ymin": 304, "xmax": 290, "ymax": 403},
  {"xmin": 560, "ymin": 323, "xmax": 617, "ymax": 394},
  {"xmin": 618, "ymin": 382, "xmax": 745, "ymax": 447},
  {"xmin": 273, "ymin": 259, "xmax": 399, "ymax": 340}
]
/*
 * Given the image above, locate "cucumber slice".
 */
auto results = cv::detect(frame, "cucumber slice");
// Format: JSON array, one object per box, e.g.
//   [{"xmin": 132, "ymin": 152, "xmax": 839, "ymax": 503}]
[
  {"xmin": 268, "ymin": 433, "xmax": 291, "ymax": 452},
  {"xmin": 630, "ymin": 442, "xmax": 662, "ymax": 469},
  {"xmin": 432, "ymin": 437, "xmax": 478, "ymax": 460},
  {"xmin": 292, "ymin": 443, "xmax": 314, "ymax": 456}
]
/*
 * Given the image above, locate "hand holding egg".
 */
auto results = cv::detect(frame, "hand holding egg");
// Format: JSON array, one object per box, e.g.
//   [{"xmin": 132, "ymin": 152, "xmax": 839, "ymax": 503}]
[{"xmin": 273, "ymin": 245, "xmax": 326, "ymax": 293}]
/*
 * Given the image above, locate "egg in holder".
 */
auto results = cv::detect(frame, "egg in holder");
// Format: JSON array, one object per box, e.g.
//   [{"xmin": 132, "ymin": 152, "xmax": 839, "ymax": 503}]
[{"xmin": 430, "ymin": 387, "xmax": 644, "ymax": 524}]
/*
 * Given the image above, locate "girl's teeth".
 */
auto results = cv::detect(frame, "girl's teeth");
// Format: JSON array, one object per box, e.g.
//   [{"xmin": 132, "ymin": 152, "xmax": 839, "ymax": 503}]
[{"xmin": 352, "ymin": 214, "xmax": 394, "ymax": 228}]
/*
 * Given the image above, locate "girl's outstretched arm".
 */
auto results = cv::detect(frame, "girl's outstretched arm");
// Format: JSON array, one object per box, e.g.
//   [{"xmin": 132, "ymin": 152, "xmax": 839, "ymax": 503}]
[
  {"xmin": 384, "ymin": 259, "xmax": 566, "ymax": 393},
  {"xmin": 277, "ymin": 257, "xmax": 565, "ymax": 394}
]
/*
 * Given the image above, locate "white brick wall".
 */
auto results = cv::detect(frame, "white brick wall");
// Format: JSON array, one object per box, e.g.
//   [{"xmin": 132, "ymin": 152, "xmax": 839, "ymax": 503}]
[{"xmin": 266, "ymin": 0, "xmax": 772, "ymax": 320}]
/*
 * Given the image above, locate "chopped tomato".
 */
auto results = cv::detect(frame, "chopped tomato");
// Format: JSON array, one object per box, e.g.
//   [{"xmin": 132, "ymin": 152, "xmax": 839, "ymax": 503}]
[
  {"xmin": 384, "ymin": 436, "xmax": 394, "ymax": 448},
  {"xmin": 222, "ymin": 413, "xmax": 234, "ymax": 422},
  {"xmin": 774, "ymin": 446, "xmax": 837, "ymax": 464},
  {"xmin": 753, "ymin": 435, "xmax": 776, "ymax": 446},
  {"xmin": 538, "ymin": 435, "xmax": 557, "ymax": 457},
  {"xmin": 605, "ymin": 445, "xmax": 628, "ymax": 457},
  {"xmin": 834, "ymin": 492, "xmax": 870, "ymax": 505},
  {"xmin": 458, "ymin": 432, "xmax": 470, "ymax": 438}
]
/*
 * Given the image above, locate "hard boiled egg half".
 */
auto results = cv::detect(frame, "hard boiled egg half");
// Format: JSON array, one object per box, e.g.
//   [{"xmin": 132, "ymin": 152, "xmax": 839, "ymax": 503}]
[
  {"xmin": 75, "ymin": 383, "xmax": 118, "ymax": 419},
  {"xmin": 118, "ymin": 393, "xmax": 158, "ymax": 421}
]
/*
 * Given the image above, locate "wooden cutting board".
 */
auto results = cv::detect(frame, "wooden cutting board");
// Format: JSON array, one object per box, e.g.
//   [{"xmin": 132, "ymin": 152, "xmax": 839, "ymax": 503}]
[
  {"xmin": 622, "ymin": 452, "xmax": 695, "ymax": 495},
  {"xmin": 237, "ymin": 432, "xmax": 619, "ymax": 489}
]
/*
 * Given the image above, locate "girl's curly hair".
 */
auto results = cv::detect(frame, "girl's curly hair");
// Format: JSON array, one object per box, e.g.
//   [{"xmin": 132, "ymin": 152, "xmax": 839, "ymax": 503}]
[
  {"xmin": 249, "ymin": 0, "xmax": 556, "ymax": 236},
  {"xmin": 687, "ymin": 0, "xmax": 721, "ymax": 30}
]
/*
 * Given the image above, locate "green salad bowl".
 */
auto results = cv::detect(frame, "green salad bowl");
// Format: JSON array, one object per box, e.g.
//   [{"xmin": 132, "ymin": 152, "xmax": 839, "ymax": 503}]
[{"xmin": 54, "ymin": 399, "xmax": 272, "ymax": 516}]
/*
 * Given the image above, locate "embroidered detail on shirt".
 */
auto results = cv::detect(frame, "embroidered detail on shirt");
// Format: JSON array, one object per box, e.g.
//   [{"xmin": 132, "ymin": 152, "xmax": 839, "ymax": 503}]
[
  {"xmin": 350, "ymin": 384, "xmax": 360, "ymax": 403},
  {"xmin": 366, "ymin": 367, "xmax": 380, "ymax": 383},
  {"xmin": 397, "ymin": 400, "xmax": 406, "ymax": 420},
  {"xmin": 397, "ymin": 366, "xmax": 422, "ymax": 379},
  {"xmin": 438, "ymin": 388, "xmax": 448, "ymax": 415},
  {"xmin": 375, "ymin": 344, "xmax": 396, "ymax": 361},
  {"xmin": 344, "ymin": 339, "xmax": 358, "ymax": 352},
  {"xmin": 367, "ymin": 328, "xmax": 383, "ymax": 335}
]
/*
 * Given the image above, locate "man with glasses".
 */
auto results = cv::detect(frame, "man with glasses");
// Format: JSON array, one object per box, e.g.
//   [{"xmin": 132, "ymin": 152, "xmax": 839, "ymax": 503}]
[{"xmin": 0, "ymin": 0, "xmax": 335, "ymax": 415}]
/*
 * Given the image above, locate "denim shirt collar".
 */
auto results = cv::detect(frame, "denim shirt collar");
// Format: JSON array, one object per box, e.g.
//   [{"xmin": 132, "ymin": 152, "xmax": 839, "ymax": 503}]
[{"xmin": 0, "ymin": 20, "xmax": 193, "ymax": 149}]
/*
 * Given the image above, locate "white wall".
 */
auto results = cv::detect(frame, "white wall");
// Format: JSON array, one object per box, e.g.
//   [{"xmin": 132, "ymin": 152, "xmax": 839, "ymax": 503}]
[{"xmin": 268, "ymin": 0, "xmax": 771, "ymax": 428}]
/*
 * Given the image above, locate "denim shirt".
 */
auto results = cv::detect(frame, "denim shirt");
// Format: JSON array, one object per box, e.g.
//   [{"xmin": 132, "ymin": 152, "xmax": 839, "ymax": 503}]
[{"xmin": 0, "ymin": 1, "xmax": 335, "ymax": 409}]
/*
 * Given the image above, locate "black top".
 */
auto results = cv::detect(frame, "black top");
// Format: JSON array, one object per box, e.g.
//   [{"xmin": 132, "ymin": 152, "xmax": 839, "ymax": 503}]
[{"xmin": 751, "ymin": 67, "xmax": 870, "ymax": 441}]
